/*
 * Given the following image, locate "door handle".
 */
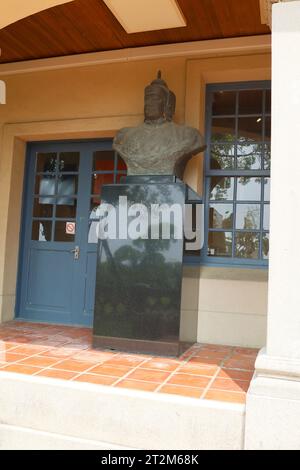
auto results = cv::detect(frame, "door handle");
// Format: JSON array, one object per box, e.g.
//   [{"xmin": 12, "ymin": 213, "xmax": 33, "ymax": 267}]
[{"xmin": 70, "ymin": 246, "xmax": 80, "ymax": 260}]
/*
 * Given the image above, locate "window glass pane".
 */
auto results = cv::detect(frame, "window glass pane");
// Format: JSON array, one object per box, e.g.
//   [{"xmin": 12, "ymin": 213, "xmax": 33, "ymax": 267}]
[
  {"xmin": 116, "ymin": 174, "xmax": 126, "ymax": 184},
  {"xmin": 262, "ymin": 233, "xmax": 269, "ymax": 259},
  {"xmin": 32, "ymin": 220, "xmax": 52, "ymax": 242},
  {"xmin": 265, "ymin": 116, "xmax": 271, "ymax": 141},
  {"xmin": 239, "ymin": 90, "xmax": 263, "ymax": 115},
  {"xmin": 237, "ymin": 144, "xmax": 261, "ymax": 170},
  {"xmin": 33, "ymin": 198, "xmax": 54, "ymax": 218},
  {"xmin": 57, "ymin": 175, "xmax": 78, "ymax": 199},
  {"xmin": 210, "ymin": 177, "xmax": 234, "ymax": 201},
  {"xmin": 54, "ymin": 222, "xmax": 75, "ymax": 242},
  {"xmin": 209, "ymin": 204, "xmax": 233, "ymax": 229},
  {"xmin": 208, "ymin": 231, "xmax": 232, "ymax": 257},
  {"xmin": 90, "ymin": 197, "xmax": 101, "ymax": 220},
  {"xmin": 117, "ymin": 156, "xmax": 127, "ymax": 172},
  {"xmin": 211, "ymin": 118, "xmax": 235, "ymax": 142},
  {"xmin": 91, "ymin": 173, "xmax": 114, "ymax": 195},
  {"xmin": 212, "ymin": 91, "xmax": 236, "ymax": 116},
  {"xmin": 36, "ymin": 153, "xmax": 57, "ymax": 173},
  {"xmin": 235, "ymin": 233, "xmax": 260, "ymax": 259},
  {"xmin": 238, "ymin": 117, "xmax": 262, "ymax": 142},
  {"xmin": 264, "ymin": 178, "xmax": 270, "ymax": 201},
  {"xmin": 236, "ymin": 204, "xmax": 261, "ymax": 229},
  {"xmin": 263, "ymin": 205, "xmax": 270, "ymax": 231},
  {"xmin": 59, "ymin": 152, "xmax": 80, "ymax": 172},
  {"xmin": 55, "ymin": 199, "xmax": 77, "ymax": 218},
  {"xmin": 264, "ymin": 144, "xmax": 271, "ymax": 170},
  {"xmin": 93, "ymin": 151, "xmax": 115, "ymax": 171},
  {"xmin": 237, "ymin": 177, "xmax": 261, "ymax": 201},
  {"xmin": 265, "ymin": 90, "xmax": 271, "ymax": 114},
  {"xmin": 35, "ymin": 174, "xmax": 56, "ymax": 196},
  {"xmin": 210, "ymin": 144, "xmax": 235, "ymax": 170}
]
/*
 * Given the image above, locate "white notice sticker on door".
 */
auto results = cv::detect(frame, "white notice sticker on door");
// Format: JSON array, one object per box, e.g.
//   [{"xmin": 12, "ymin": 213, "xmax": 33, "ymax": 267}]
[{"xmin": 66, "ymin": 222, "xmax": 76, "ymax": 235}]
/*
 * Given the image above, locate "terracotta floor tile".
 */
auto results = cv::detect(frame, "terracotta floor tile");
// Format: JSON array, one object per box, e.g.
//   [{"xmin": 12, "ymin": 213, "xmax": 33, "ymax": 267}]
[
  {"xmin": 204, "ymin": 390, "xmax": 246, "ymax": 404},
  {"xmin": 39, "ymin": 347, "xmax": 79, "ymax": 358},
  {"xmin": 105, "ymin": 355, "xmax": 147, "ymax": 367},
  {"xmin": 141, "ymin": 359, "xmax": 180, "ymax": 372},
  {"xmin": 74, "ymin": 374, "xmax": 117, "ymax": 385},
  {"xmin": 159, "ymin": 384, "xmax": 203, "ymax": 398},
  {"xmin": 223, "ymin": 358, "xmax": 256, "ymax": 370},
  {"xmin": 178, "ymin": 363, "xmax": 218, "ymax": 376},
  {"xmin": 88, "ymin": 364, "xmax": 132, "ymax": 377},
  {"xmin": 127, "ymin": 368, "xmax": 170, "ymax": 383},
  {"xmin": 73, "ymin": 351, "xmax": 117, "ymax": 363},
  {"xmin": 0, "ymin": 342, "xmax": 19, "ymax": 351},
  {"xmin": 115, "ymin": 379, "xmax": 159, "ymax": 392},
  {"xmin": 187, "ymin": 357, "xmax": 222, "ymax": 367},
  {"xmin": 218, "ymin": 368, "xmax": 254, "ymax": 381},
  {"xmin": 2, "ymin": 364, "xmax": 41, "ymax": 375},
  {"xmin": 35, "ymin": 369, "xmax": 78, "ymax": 380},
  {"xmin": 11, "ymin": 345, "xmax": 51, "ymax": 355},
  {"xmin": 167, "ymin": 373, "xmax": 211, "ymax": 388},
  {"xmin": 19, "ymin": 356, "xmax": 61, "ymax": 368},
  {"xmin": 0, "ymin": 352, "xmax": 28, "ymax": 363},
  {"xmin": 210, "ymin": 378, "xmax": 250, "ymax": 393},
  {"xmin": 192, "ymin": 351, "xmax": 229, "ymax": 360},
  {"xmin": 52, "ymin": 359, "xmax": 95, "ymax": 373}
]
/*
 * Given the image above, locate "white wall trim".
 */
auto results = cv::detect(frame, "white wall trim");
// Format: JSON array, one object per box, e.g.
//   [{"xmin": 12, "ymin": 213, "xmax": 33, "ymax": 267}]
[{"xmin": 0, "ymin": 35, "xmax": 271, "ymax": 77}]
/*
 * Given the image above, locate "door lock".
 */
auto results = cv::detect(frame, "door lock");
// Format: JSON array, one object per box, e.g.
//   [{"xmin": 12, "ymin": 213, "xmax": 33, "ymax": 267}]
[{"xmin": 70, "ymin": 246, "xmax": 80, "ymax": 260}]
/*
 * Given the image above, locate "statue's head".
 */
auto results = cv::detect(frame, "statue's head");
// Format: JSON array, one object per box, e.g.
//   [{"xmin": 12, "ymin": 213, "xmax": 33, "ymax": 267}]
[{"xmin": 144, "ymin": 71, "xmax": 176, "ymax": 123}]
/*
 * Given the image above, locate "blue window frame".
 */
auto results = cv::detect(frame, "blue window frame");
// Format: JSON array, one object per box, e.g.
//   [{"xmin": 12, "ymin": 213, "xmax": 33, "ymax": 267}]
[{"xmin": 202, "ymin": 81, "xmax": 271, "ymax": 268}]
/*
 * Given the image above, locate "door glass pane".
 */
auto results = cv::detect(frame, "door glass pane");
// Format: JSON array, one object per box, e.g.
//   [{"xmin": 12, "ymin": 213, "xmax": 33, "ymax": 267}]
[
  {"xmin": 263, "ymin": 205, "xmax": 270, "ymax": 231},
  {"xmin": 55, "ymin": 199, "xmax": 77, "ymax": 218},
  {"xmin": 238, "ymin": 117, "xmax": 262, "ymax": 142},
  {"xmin": 209, "ymin": 204, "xmax": 233, "ymax": 229},
  {"xmin": 59, "ymin": 152, "xmax": 80, "ymax": 172},
  {"xmin": 264, "ymin": 144, "xmax": 271, "ymax": 170},
  {"xmin": 33, "ymin": 198, "xmax": 54, "ymax": 218},
  {"xmin": 262, "ymin": 233, "xmax": 270, "ymax": 259},
  {"xmin": 237, "ymin": 144, "xmax": 261, "ymax": 170},
  {"xmin": 57, "ymin": 175, "xmax": 78, "ymax": 198},
  {"xmin": 208, "ymin": 231, "xmax": 232, "ymax": 257},
  {"xmin": 90, "ymin": 198, "xmax": 101, "ymax": 220},
  {"xmin": 237, "ymin": 177, "xmax": 261, "ymax": 201},
  {"xmin": 265, "ymin": 116, "xmax": 271, "ymax": 141},
  {"xmin": 210, "ymin": 177, "xmax": 234, "ymax": 201},
  {"xmin": 264, "ymin": 177, "xmax": 270, "ymax": 201},
  {"xmin": 211, "ymin": 118, "xmax": 235, "ymax": 142},
  {"xmin": 54, "ymin": 221, "xmax": 75, "ymax": 242},
  {"xmin": 35, "ymin": 174, "xmax": 56, "ymax": 196},
  {"xmin": 93, "ymin": 151, "xmax": 115, "ymax": 171},
  {"xmin": 235, "ymin": 232, "xmax": 260, "ymax": 259},
  {"xmin": 36, "ymin": 153, "xmax": 57, "ymax": 173},
  {"xmin": 212, "ymin": 91, "xmax": 236, "ymax": 116},
  {"xmin": 32, "ymin": 220, "xmax": 52, "ymax": 242},
  {"xmin": 116, "ymin": 174, "xmax": 126, "ymax": 184},
  {"xmin": 210, "ymin": 144, "xmax": 235, "ymax": 170},
  {"xmin": 236, "ymin": 204, "xmax": 261, "ymax": 229},
  {"xmin": 265, "ymin": 90, "xmax": 271, "ymax": 114},
  {"xmin": 239, "ymin": 90, "xmax": 263, "ymax": 115},
  {"xmin": 91, "ymin": 173, "xmax": 114, "ymax": 195}
]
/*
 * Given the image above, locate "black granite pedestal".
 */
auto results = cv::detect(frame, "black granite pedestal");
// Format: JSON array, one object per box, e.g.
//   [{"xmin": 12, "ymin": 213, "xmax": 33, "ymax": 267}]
[{"xmin": 93, "ymin": 176, "xmax": 200, "ymax": 357}]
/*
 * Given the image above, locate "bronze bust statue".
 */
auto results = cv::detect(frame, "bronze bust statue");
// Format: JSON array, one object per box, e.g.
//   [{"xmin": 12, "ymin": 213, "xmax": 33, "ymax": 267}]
[{"xmin": 113, "ymin": 72, "xmax": 206, "ymax": 178}]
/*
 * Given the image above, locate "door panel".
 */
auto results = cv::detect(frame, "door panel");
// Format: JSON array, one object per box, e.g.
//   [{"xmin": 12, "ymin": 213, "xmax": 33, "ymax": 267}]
[{"xmin": 17, "ymin": 140, "xmax": 127, "ymax": 326}]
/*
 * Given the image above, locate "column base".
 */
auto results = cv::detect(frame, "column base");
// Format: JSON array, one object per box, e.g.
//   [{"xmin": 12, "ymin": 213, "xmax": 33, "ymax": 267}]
[{"xmin": 245, "ymin": 348, "xmax": 300, "ymax": 449}]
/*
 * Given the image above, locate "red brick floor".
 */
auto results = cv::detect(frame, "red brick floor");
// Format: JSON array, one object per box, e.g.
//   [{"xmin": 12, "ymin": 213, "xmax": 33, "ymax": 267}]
[{"xmin": 0, "ymin": 322, "xmax": 258, "ymax": 404}]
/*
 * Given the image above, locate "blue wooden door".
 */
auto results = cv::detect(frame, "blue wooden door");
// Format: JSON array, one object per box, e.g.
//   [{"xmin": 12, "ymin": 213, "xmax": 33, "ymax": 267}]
[{"xmin": 17, "ymin": 141, "xmax": 127, "ymax": 326}]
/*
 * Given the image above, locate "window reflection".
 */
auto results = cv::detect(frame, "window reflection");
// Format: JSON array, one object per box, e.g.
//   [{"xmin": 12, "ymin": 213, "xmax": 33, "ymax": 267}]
[
  {"xmin": 208, "ymin": 232, "xmax": 232, "ymax": 257},
  {"xmin": 235, "ymin": 233, "xmax": 260, "ymax": 259},
  {"xmin": 209, "ymin": 204, "xmax": 233, "ymax": 229},
  {"xmin": 211, "ymin": 118, "xmax": 235, "ymax": 142},
  {"xmin": 236, "ymin": 204, "xmax": 261, "ymax": 230},
  {"xmin": 237, "ymin": 177, "xmax": 261, "ymax": 201},
  {"xmin": 210, "ymin": 177, "xmax": 234, "ymax": 201},
  {"xmin": 212, "ymin": 91, "xmax": 236, "ymax": 116}
]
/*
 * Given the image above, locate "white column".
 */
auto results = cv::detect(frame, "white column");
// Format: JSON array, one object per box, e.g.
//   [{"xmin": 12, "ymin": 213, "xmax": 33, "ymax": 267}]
[{"xmin": 245, "ymin": 0, "xmax": 300, "ymax": 449}]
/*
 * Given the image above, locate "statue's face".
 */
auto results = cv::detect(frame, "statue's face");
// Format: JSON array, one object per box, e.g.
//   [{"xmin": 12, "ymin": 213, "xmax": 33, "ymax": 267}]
[{"xmin": 144, "ymin": 85, "xmax": 167, "ymax": 121}]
